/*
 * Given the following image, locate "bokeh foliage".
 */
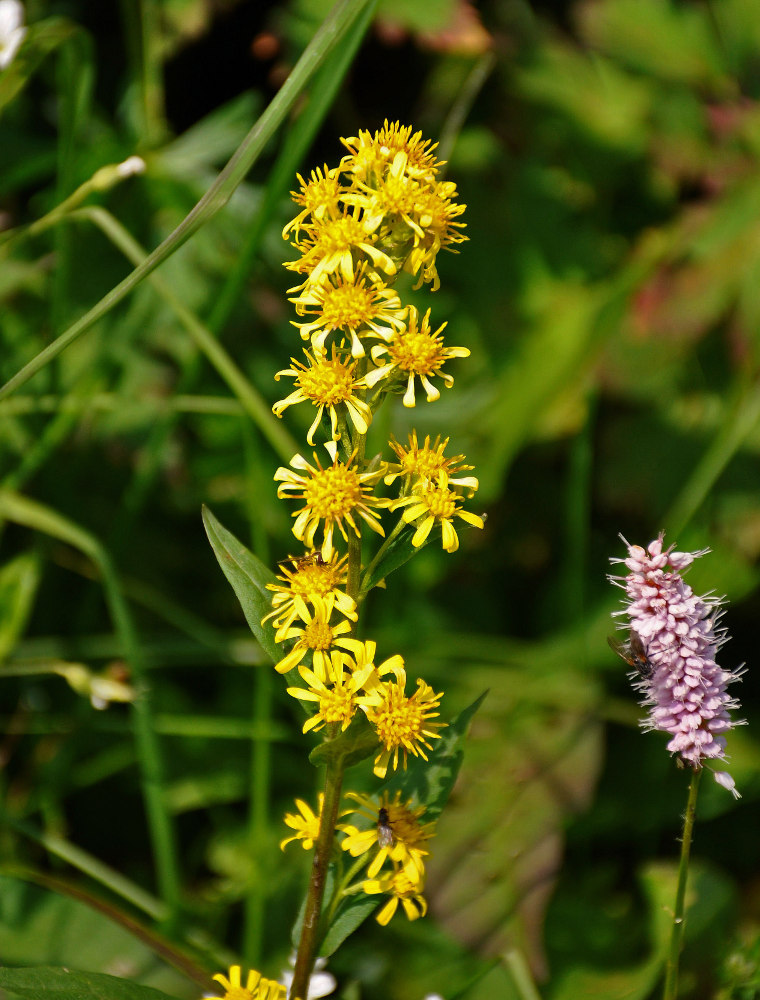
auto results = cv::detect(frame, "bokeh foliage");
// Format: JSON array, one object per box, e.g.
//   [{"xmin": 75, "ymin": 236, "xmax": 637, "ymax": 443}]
[{"xmin": 1, "ymin": 1, "xmax": 760, "ymax": 999}]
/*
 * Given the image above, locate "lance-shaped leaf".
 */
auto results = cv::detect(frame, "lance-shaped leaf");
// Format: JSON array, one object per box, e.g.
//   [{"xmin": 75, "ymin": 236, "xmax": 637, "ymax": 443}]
[
  {"xmin": 0, "ymin": 966, "xmax": 179, "ymax": 1000},
  {"xmin": 202, "ymin": 505, "xmax": 279, "ymax": 664}
]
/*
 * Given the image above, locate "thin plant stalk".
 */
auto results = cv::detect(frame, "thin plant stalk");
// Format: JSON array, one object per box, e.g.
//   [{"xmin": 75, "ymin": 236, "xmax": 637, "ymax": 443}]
[
  {"xmin": 0, "ymin": 489, "xmax": 182, "ymax": 923},
  {"xmin": 663, "ymin": 766, "xmax": 702, "ymax": 1000},
  {"xmin": 289, "ymin": 755, "xmax": 347, "ymax": 1000},
  {"xmin": 289, "ymin": 490, "xmax": 365, "ymax": 998}
]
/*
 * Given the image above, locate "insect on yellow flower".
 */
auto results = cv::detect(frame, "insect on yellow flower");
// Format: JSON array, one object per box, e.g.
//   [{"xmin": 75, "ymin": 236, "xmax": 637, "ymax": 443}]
[
  {"xmin": 263, "ymin": 550, "xmax": 356, "ymax": 636},
  {"xmin": 341, "ymin": 790, "xmax": 435, "ymax": 885}
]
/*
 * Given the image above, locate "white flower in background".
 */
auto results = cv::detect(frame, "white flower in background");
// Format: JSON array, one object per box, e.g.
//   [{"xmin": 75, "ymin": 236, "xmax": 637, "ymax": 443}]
[
  {"xmin": 0, "ymin": 0, "xmax": 26, "ymax": 70},
  {"xmin": 279, "ymin": 954, "xmax": 336, "ymax": 999}
]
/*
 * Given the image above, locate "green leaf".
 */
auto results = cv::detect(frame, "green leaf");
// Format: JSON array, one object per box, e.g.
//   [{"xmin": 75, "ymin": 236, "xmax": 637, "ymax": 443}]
[
  {"xmin": 0, "ymin": 551, "xmax": 40, "ymax": 662},
  {"xmin": 318, "ymin": 894, "xmax": 380, "ymax": 957},
  {"xmin": 360, "ymin": 523, "xmax": 420, "ymax": 594},
  {"xmin": 308, "ymin": 714, "xmax": 378, "ymax": 769},
  {"xmin": 201, "ymin": 505, "xmax": 279, "ymax": 664},
  {"xmin": 0, "ymin": 967, "xmax": 179, "ymax": 1000}
]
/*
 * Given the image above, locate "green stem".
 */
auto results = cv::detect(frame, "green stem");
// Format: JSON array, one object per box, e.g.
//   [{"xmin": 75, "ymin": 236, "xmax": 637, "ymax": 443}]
[
  {"xmin": 289, "ymin": 755, "xmax": 346, "ymax": 1000},
  {"xmin": 663, "ymin": 766, "xmax": 702, "ymax": 1000},
  {"xmin": 289, "ymin": 406, "xmax": 371, "ymax": 996},
  {"xmin": 0, "ymin": 489, "xmax": 182, "ymax": 924},
  {"xmin": 664, "ymin": 378, "xmax": 760, "ymax": 538},
  {"xmin": 359, "ymin": 517, "xmax": 407, "ymax": 597},
  {"xmin": 137, "ymin": 0, "xmax": 167, "ymax": 147},
  {"xmin": 243, "ymin": 664, "xmax": 273, "ymax": 966}
]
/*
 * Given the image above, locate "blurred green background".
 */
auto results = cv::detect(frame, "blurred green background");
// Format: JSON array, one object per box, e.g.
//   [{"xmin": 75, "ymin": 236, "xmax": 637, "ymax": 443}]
[{"xmin": 1, "ymin": 1, "xmax": 760, "ymax": 998}]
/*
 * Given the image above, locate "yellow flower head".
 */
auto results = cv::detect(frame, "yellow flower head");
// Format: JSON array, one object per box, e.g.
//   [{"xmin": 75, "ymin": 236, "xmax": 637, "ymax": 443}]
[
  {"xmin": 209, "ymin": 965, "xmax": 287, "ymax": 1000},
  {"xmin": 392, "ymin": 468, "xmax": 484, "ymax": 552},
  {"xmin": 288, "ymin": 263, "xmax": 406, "ymax": 357},
  {"xmin": 282, "ymin": 165, "xmax": 343, "ymax": 239},
  {"xmin": 284, "ymin": 206, "xmax": 396, "ymax": 288},
  {"xmin": 274, "ymin": 444, "xmax": 388, "ymax": 559},
  {"xmin": 287, "ymin": 649, "xmax": 375, "ymax": 734},
  {"xmin": 273, "ymin": 593, "xmax": 353, "ymax": 680},
  {"xmin": 263, "ymin": 550, "xmax": 356, "ymax": 636},
  {"xmin": 384, "ymin": 431, "xmax": 478, "ymax": 491},
  {"xmin": 280, "ymin": 794, "xmax": 325, "ymax": 851},
  {"xmin": 364, "ymin": 306, "xmax": 470, "ymax": 407},
  {"xmin": 362, "ymin": 869, "xmax": 428, "ymax": 926},
  {"xmin": 403, "ymin": 178, "xmax": 468, "ymax": 290},
  {"xmin": 358, "ymin": 662, "xmax": 445, "ymax": 778},
  {"xmin": 341, "ymin": 790, "xmax": 435, "ymax": 885},
  {"xmin": 272, "ymin": 345, "xmax": 372, "ymax": 445},
  {"xmin": 340, "ymin": 120, "xmax": 443, "ymax": 186}
]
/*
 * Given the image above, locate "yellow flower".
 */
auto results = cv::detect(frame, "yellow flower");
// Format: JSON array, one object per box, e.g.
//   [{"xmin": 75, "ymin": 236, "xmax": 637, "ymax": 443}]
[
  {"xmin": 274, "ymin": 444, "xmax": 387, "ymax": 559},
  {"xmin": 284, "ymin": 206, "xmax": 396, "ymax": 287},
  {"xmin": 363, "ymin": 306, "xmax": 469, "ymax": 407},
  {"xmin": 384, "ymin": 431, "xmax": 478, "ymax": 491},
  {"xmin": 273, "ymin": 593, "xmax": 353, "ymax": 679},
  {"xmin": 402, "ymin": 178, "xmax": 467, "ymax": 290},
  {"xmin": 209, "ymin": 965, "xmax": 287, "ymax": 1000},
  {"xmin": 272, "ymin": 346, "xmax": 372, "ymax": 444},
  {"xmin": 358, "ymin": 661, "xmax": 445, "ymax": 778},
  {"xmin": 288, "ymin": 263, "xmax": 406, "ymax": 357},
  {"xmin": 362, "ymin": 869, "xmax": 428, "ymax": 926},
  {"xmin": 341, "ymin": 790, "xmax": 435, "ymax": 885},
  {"xmin": 344, "ymin": 150, "xmax": 429, "ymax": 240},
  {"xmin": 280, "ymin": 794, "xmax": 324, "ymax": 851},
  {"xmin": 287, "ymin": 650, "xmax": 375, "ymax": 734},
  {"xmin": 391, "ymin": 468, "xmax": 484, "ymax": 552},
  {"xmin": 340, "ymin": 120, "xmax": 443, "ymax": 186},
  {"xmin": 335, "ymin": 637, "xmax": 404, "ymax": 681},
  {"xmin": 263, "ymin": 551, "xmax": 356, "ymax": 636},
  {"xmin": 282, "ymin": 165, "xmax": 343, "ymax": 239}
]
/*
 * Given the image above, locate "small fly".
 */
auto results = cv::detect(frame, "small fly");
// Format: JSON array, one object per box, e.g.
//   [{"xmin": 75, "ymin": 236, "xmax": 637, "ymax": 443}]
[
  {"xmin": 608, "ymin": 631, "xmax": 655, "ymax": 680},
  {"xmin": 278, "ymin": 551, "xmax": 326, "ymax": 571},
  {"xmin": 377, "ymin": 807, "xmax": 394, "ymax": 848}
]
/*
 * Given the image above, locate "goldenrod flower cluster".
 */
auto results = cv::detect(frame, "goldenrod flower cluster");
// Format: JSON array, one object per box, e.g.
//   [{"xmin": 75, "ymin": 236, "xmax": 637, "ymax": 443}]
[{"xmin": 265, "ymin": 122, "xmax": 483, "ymax": 928}]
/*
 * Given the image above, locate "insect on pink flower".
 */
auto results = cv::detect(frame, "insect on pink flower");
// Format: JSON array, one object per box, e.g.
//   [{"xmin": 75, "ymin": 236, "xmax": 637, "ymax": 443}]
[{"xmin": 609, "ymin": 533, "xmax": 745, "ymax": 798}]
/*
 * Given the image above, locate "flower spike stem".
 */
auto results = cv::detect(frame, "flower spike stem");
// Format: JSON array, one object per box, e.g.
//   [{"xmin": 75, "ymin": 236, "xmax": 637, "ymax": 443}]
[
  {"xmin": 663, "ymin": 766, "xmax": 702, "ymax": 1000},
  {"xmin": 290, "ymin": 754, "xmax": 346, "ymax": 1000}
]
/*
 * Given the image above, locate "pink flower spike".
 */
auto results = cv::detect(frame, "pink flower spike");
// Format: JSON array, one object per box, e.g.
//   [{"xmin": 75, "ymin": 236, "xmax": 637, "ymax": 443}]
[{"xmin": 609, "ymin": 532, "xmax": 745, "ymax": 794}]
